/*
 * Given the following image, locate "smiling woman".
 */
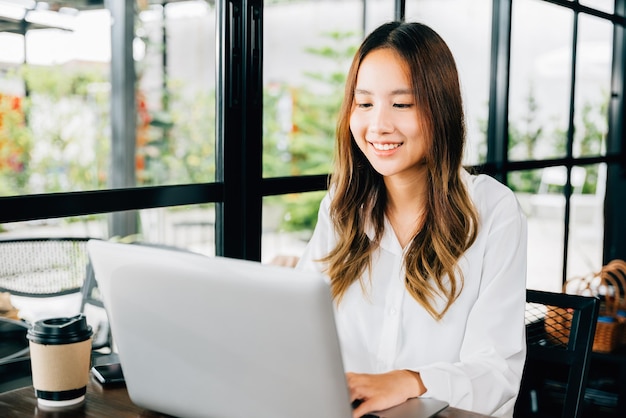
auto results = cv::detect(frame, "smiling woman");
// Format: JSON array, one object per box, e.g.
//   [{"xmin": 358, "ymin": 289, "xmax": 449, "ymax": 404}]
[{"xmin": 296, "ymin": 21, "xmax": 528, "ymax": 418}]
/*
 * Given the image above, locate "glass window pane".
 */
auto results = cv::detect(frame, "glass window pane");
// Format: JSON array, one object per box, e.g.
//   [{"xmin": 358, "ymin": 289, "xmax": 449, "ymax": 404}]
[
  {"xmin": 3, "ymin": 9, "xmax": 112, "ymax": 197},
  {"xmin": 0, "ymin": 32, "xmax": 25, "ymax": 64},
  {"xmin": 138, "ymin": 1, "xmax": 216, "ymax": 186},
  {"xmin": 0, "ymin": 214, "xmax": 108, "ymax": 323},
  {"xmin": 0, "ymin": 204, "xmax": 215, "ymax": 257},
  {"xmin": 263, "ymin": 1, "xmax": 390, "ymax": 178},
  {"xmin": 567, "ymin": 163, "xmax": 606, "ymax": 279},
  {"xmin": 262, "ymin": 191, "xmax": 325, "ymax": 264},
  {"xmin": 0, "ymin": 1, "xmax": 216, "ymax": 197},
  {"xmin": 509, "ymin": 0, "xmax": 573, "ymax": 161},
  {"xmin": 405, "ymin": 0, "xmax": 492, "ymax": 166},
  {"xmin": 0, "ymin": 204, "xmax": 214, "ymax": 324},
  {"xmin": 138, "ymin": 204, "xmax": 215, "ymax": 256},
  {"xmin": 579, "ymin": 0, "xmax": 614, "ymax": 14},
  {"xmin": 0, "ymin": 215, "xmax": 107, "ymax": 240},
  {"xmin": 363, "ymin": 0, "xmax": 396, "ymax": 33},
  {"xmin": 573, "ymin": 13, "xmax": 612, "ymax": 158},
  {"xmin": 517, "ymin": 163, "xmax": 606, "ymax": 291},
  {"xmin": 514, "ymin": 168, "xmax": 566, "ymax": 292}
]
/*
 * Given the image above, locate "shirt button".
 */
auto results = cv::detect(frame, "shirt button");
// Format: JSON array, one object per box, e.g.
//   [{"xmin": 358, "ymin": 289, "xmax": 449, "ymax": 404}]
[{"xmin": 389, "ymin": 308, "xmax": 397, "ymax": 316}]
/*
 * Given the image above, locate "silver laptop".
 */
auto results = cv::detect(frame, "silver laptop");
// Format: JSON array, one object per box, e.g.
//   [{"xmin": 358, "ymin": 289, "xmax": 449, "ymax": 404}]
[{"xmin": 87, "ymin": 240, "xmax": 449, "ymax": 418}]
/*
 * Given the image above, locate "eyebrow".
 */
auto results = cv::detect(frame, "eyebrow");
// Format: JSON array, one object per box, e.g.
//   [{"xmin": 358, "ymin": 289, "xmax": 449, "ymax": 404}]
[{"xmin": 354, "ymin": 88, "xmax": 413, "ymax": 95}]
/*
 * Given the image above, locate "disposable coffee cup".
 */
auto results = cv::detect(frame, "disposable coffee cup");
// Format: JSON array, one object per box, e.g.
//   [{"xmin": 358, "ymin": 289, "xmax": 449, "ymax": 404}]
[{"xmin": 27, "ymin": 314, "xmax": 93, "ymax": 408}]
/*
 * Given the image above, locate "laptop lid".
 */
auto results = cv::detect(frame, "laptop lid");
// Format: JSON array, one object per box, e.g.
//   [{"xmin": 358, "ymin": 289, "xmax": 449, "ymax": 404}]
[
  {"xmin": 88, "ymin": 240, "xmax": 353, "ymax": 418},
  {"xmin": 87, "ymin": 240, "xmax": 448, "ymax": 418}
]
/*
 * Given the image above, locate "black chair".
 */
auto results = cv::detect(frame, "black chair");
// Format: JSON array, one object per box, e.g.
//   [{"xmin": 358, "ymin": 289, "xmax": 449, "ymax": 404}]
[
  {"xmin": 515, "ymin": 289, "xmax": 600, "ymax": 418},
  {"xmin": 0, "ymin": 237, "xmax": 91, "ymax": 297},
  {"xmin": 0, "ymin": 237, "xmax": 110, "ymax": 350}
]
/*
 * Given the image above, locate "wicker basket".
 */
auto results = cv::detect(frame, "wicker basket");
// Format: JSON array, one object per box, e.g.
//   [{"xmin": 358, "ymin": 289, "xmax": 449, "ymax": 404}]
[
  {"xmin": 545, "ymin": 305, "xmax": 573, "ymax": 346},
  {"xmin": 545, "ymin": 264, "xmax": 625, "ymax": 353},
  {"xmin": 603, "ymin": 259, "xmax": 626, "ymax": 346},
  {"xmin": 591, "ymin": 265, "xmax": 623, "ymax": 353}
]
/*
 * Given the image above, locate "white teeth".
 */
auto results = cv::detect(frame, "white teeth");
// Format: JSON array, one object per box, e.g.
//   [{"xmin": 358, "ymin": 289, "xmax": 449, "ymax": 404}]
[{"xmin": 372, "ymin": 143, "xmax": 401, "ymax": 151}]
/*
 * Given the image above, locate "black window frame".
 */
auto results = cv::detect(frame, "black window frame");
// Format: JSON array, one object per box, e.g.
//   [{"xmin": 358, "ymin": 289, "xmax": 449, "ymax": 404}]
[{"xmin": 0, "ymin": 0, "xmax": 625, "ymax": 285}]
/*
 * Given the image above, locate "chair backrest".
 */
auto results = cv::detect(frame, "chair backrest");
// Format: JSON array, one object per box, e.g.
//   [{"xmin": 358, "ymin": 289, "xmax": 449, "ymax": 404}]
[
  {"xmin": 0, "ymin": 237, "xmax": 119, "ymax": 354},
  {"xmin": 0, "ymin": 238, "xmax": 91, "ymax": 297},
  {"xmin": 515, "ymin": 289, "xmax": 599, "ymax": 418}
]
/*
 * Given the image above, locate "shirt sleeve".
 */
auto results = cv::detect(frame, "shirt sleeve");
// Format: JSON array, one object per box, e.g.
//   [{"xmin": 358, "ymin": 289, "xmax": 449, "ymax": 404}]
[
  {"xmin": 418, "ymin": 185, "xmax": 528, "ymax": 417},
  {"xmin": 296, "ymin": 192, "xmax": 333, "ymax": 276}
]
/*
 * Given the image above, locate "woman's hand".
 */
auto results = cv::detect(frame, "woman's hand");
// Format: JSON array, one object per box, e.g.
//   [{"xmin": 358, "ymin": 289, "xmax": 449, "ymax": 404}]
[
  {"xmin": 268, "ymin": 254, "xmax": 300, "ymax": 267},
  {"xmin": 346, "ymin": 370, "xmax": 426, "ymax": 418}
]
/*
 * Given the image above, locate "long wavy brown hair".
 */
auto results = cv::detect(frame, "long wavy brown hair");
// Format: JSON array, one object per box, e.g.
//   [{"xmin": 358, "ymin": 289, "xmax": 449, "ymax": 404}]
[{"xmin": 321, "ymin": 21, "xmax": 479, "ymax": 320}]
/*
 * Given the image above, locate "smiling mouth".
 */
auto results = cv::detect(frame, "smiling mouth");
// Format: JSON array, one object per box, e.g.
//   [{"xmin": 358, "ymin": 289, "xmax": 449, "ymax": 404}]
[{"xmin": 371, "ymin": 142, "xmax": 402, "ymax": 151}]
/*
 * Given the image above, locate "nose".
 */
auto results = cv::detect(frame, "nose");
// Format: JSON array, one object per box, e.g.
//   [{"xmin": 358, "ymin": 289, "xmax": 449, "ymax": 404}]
[{"xmin": 367, "ymin": 105, "xmax": 394, "ymax": 135}]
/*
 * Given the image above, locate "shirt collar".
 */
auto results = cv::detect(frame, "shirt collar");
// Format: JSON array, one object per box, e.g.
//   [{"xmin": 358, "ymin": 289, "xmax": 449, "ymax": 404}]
[
  {"xmin": 365, "ymin": 169, "xmax": 474, "ymax": 256},
  {"xmin": 365, "ymin": 215, "xmax": 404, "ymax": 255}
]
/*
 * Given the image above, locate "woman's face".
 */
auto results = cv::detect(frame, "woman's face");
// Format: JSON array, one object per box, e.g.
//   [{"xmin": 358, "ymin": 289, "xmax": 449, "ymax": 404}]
[{"xmin": 349, "ymin": 48, "xmax": 428, "ymax": 180}]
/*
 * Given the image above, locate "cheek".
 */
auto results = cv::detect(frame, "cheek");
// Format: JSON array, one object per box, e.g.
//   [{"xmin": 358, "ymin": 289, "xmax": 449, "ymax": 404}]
[
  {"xmin": 349, "ymin": 112, "xmax": 365, "ymax": 139},
  {"xmin": 349, "ymin": 115, "xmax": 368, "ymax": 154}
]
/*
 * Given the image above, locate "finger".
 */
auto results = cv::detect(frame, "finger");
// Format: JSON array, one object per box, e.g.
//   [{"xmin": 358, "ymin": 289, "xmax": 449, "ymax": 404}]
[
  {"xmin": 348, "ymin": 384, "xmax": 365, "ymax": 403},
  {"xmin": 352, "ymin": 398, "xmax": 377, "ymax": 418},
  {"xmin": 345, "ymin": 373, "xmax": 362, "ymax": 398},
  {"xmin": 353, "ymin": 403, "xmax": 367, "ymax": 418}
]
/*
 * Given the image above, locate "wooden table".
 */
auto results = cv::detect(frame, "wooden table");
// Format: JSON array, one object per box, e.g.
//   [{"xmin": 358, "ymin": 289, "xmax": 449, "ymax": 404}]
[
  {"xmin": 0, "ymin": 377, "xmax": 167, "ymax": 418},
  {"xmin": 0, "ymin": 377, "xmax": 491, "ymax": 418}
]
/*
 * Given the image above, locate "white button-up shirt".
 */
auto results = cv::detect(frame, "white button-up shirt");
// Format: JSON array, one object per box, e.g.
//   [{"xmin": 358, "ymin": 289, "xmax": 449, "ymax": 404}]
[{"xmin": 296, "ymin": 171, "xmax": 527, "ymax": 417}]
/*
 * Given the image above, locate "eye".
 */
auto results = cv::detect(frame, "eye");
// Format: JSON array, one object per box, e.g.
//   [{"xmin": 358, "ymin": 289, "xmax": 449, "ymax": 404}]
[
  {"xmin": 393, "ymin": 103, "xmax": 413, "ymax": 109},
  {"xmin": 355, "ymin": 102, "xmax": 373, "ymax": 109}
]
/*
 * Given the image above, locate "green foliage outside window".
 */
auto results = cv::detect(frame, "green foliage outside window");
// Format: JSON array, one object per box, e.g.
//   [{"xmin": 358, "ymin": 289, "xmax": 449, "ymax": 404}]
[
  {"xmin": 263, "ymin": 30, "xmax": 358, "ymax": 233},
  {"xmin": 0, "ymin": 91, "xmax": 31, "ymax": 196},
  {"xmin": 139, "ymin": 84, "xmax": 216, "ymax": 186},
  {"xmin": 1, "ymin": 29, "xmax": 609, "ymax": 236},
  {"xmin": 0, "ymin": 66, "xmax": 110, "ymax": 196},
  {"xmin": 479, "ymin": 85, "xmax": 608, "ymax": 195}
]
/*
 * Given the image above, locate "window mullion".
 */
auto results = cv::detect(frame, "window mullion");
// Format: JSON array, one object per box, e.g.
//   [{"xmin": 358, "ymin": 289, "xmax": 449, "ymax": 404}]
[
  {"xmin": 108, "ymin": 0, "xmax": 138, "ymax": 238},
  {"xmin": 215, "ymin": 0, "xmax": 263, "ymax": 260},
  {"xmin": 604, "ymin": 0, "xmax": 626, "ymax": 263},
  {"xmin": 487, "ymin": 0, "xmax": 512, "ymax": 183}
]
